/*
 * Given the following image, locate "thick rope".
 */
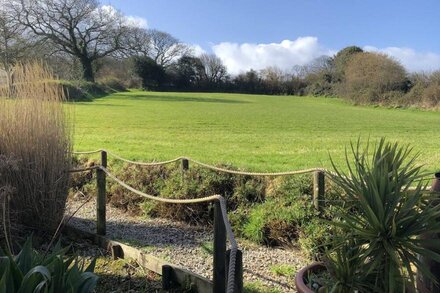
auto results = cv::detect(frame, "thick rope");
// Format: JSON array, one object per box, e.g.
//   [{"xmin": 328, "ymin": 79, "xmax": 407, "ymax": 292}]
[
  {"xmin": 98, "ymin": 166, "xmax": 238, "ymax": 292},
  {"xmin": 68, "ymin": 166, "xmax": 99, "ymax": 173},
  {"xmin": 73, "ymin": 149, "xmax": 326, "ymax": 176},
  {"xmin": 101, "ymin": 166, "xmax": 221, "ymax": 204},
  {"xmin": 187, "ymin": 157, "xmax": 326, "ymax": 176},
  {"xmin": 72, "ymin": 150, "xmax": 102, "ymax": 155},
  {"xmin": 105, "ymin": 150, "xmax": 183, "ymax": 166}
]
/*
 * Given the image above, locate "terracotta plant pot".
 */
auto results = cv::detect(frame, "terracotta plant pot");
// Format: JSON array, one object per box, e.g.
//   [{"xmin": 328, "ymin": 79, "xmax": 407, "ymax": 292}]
[{"xmin": 295, "ymin": 262, "xmax": 326, "ymax": 293}]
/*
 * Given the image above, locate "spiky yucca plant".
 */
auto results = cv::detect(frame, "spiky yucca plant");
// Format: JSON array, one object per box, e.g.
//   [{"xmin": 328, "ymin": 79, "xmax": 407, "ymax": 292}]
[{"xmin": 329, "ymin": 138, "xmax": 440, "ymax": 292}]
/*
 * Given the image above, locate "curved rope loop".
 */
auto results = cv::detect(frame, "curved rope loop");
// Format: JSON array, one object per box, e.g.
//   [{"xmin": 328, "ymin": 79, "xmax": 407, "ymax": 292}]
[
  {"xmin": 98, "ymin": 166, "xmax": 238, "ymax": 292},
  {"xmin": 74, "ymin": 149, "xmax": 328, "ymax": 176}
]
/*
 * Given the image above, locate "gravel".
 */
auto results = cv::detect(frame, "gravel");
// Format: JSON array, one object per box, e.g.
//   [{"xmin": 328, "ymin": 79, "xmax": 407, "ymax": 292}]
[{"xmin": 65, "ymin": 198, "xmax": 308, "ymax": 292}]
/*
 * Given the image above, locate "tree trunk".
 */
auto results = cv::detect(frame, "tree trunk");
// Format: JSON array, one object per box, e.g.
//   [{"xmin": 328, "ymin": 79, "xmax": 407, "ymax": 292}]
[{"xmin": 80, "ymin": 57, "xmax": 95, "ymax": 82}]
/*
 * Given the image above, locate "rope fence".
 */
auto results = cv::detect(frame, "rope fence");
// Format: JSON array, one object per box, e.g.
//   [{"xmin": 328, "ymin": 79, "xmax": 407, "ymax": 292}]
[
  {"xmin": 72, "ymin": 149, "xmax": 435, "ymax": 211},
  {"xmin": 71, "ymin": 150, "xmax": 241, "ymax": 293},
  {"xmin": 72, "ymin": 149, "xmax": 326, "ymax": 176},
  {"xmin": 70, "ymin": 149, "xmax": 439, "ymax": 292}
]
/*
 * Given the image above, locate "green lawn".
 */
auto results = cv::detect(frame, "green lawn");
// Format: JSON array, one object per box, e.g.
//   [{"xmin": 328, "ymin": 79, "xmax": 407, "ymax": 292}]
[{"xmin": 72, "ymin": 90, "xmax": 440, "ymax": 172}]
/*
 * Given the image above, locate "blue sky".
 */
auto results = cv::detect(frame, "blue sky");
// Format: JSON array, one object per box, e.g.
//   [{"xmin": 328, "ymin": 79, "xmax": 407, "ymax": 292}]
[{"xmin": 107, "ymin": 0, "xmax": 440, "ymax": 73}]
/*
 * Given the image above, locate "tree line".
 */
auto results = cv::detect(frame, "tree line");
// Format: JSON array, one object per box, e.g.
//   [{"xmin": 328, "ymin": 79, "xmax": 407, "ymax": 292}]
[{"xmin": 1, "ymin": 0, "xmax": 440, "ymax": 107}]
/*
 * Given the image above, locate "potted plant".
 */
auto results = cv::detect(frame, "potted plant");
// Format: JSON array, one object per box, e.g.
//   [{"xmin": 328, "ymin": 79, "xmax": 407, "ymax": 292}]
[{"xmin": 296, "ymin": 138, "xmax": 440, "ymax": 292}]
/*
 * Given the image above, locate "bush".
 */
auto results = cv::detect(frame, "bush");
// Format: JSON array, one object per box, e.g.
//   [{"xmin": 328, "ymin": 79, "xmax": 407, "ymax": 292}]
[
  {"xmin": 230, "ymin": 175, "xmax": 266, "ymax": 209},
  {"xmin": 152, "ymin": 166, "xmax": 236, "ymax": 223},
  {"xmin": 241, "ymin": 175, "xmax": 314, "ymax": 246},
  {"xmin": 0, "ymin": 63, "xmax": 72, "ymax": 236},
  {"xmin": 59, "ymin": 80, "xmax": 107, "ymax": 101},
  {"xmin": 332, "ymin": 46, "xmax": 364, "ymax": 83},
  {"xmin": 98, "ymin": 77, "xmax": 127, "ymax": 92},
  {"xmin": 69, "ymin": 157, "xmax": 97, "ymax": 200},
  {"xmin": 298, "ymin": 218, "xmax": 334, "ymax": 259},
  {"xmin": 133, "ymin": 56, "xmax": 167, "ymax": 90},
  {"xmin": 422, "ymin": 82, "xmax": 440, "ymax": 107},
  {"xmin": 342, "ymin": 52, "xmax": 408, "ymax": 104},
  {"xmin": 305, "ymin": 72, "xmax": 334, "ymax": 96},
  {"xmin": 108, "ymin": 164, "xmax": 172, "ymax": 215}
]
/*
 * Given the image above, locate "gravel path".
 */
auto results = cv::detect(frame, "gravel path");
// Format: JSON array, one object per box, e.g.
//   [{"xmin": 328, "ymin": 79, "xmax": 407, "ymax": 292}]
[{"xmin": 65, "ymin": 198, "xmax": 307, "ymax": 292}]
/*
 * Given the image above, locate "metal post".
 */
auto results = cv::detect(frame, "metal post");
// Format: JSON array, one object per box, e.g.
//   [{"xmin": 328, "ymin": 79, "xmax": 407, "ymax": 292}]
[
  {"xmin": 213, "ymin": 201, "xmax": 226, "ymax": 293},
  {"xmin": 96, "ymin": 150, "xmax": 107, "ymax": 235}
]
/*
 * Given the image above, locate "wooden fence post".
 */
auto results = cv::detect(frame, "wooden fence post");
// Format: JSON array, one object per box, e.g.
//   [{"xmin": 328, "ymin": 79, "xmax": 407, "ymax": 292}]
[
  {"xmin": 313, "ymin": 171, "xmax": 325, "ymax": 212},
  {"xmin": 182, "ymin": 158, "xmax": 189, "ymax": 171},
  {"xmin": 213, "ymin": 201, "xmax": 226, "ymax": 293},
  {"xmin": 162, "ymin": 265, "xmax": 174, "ymax": 290},
  {"xmin": 181, "ymin": 158, "xmax": 189, "ymax": 183},
  {"xmin": 96, "ymin": 150, "xmax": 107, "ymax": 236},
  {"xmin": 226, "ymin": 249, "xmax": 243, "ymax": 293}
]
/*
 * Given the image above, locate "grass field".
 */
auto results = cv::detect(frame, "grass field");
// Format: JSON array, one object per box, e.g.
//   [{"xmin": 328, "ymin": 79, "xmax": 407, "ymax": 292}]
[{"xmin": 72, "ymin": 90, "xmax": 440, "ymax": 172}]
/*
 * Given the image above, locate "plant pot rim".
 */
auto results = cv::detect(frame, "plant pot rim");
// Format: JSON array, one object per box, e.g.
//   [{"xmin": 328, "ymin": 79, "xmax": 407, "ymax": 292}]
[{"xmin": 295, "ymin": 261, "xmax": 326, "ymax": 293}]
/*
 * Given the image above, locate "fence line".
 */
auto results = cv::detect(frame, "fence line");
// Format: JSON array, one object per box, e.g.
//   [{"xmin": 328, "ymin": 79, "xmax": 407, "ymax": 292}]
[
  {"xmin": 69, "ymin": 153, "xmax": 241, "ymax": 292},
  {"xmin": 70, "ymin": 149, "xmax": 437, "ymax": 292},
  {"xmin": 100, "ymin": 165, "xmax": 239, "ymax": 293},
  {"xmin": 73, "ymin": 149, "xmax": 327, "ymax": 176},
  {"xmin": 71, "ymin": 149, "xmax": 438, "ymax": 180}
]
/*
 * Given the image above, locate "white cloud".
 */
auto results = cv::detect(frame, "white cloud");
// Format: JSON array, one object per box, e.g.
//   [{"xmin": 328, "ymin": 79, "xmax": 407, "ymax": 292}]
[
  {"xmin": 211, "ymin": 36, "xmax": 440, "ymax": 74},
  {"xmin": 363, "ymin": 46, "xmax": 440, "ymax": 73},
  {"xmin": 100, "ymin": 5, "xmax": 148, "ymax": 29},
  {"xmin": 190, "ymin": 44, "xmax": 206, "ymax": 56},
  {"xmin": 125, "ymin": 15, "xmax": 148, "ymax": 29},
  {"xmin": 212, "ymin": 37, "xmax": 335, "ymax": 75}
]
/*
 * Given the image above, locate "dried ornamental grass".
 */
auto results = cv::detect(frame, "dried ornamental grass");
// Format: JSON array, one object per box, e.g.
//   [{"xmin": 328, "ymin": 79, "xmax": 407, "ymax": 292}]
[{"xmin": 0, "ymin": 62, "xmax": 72, "ymax": 235}]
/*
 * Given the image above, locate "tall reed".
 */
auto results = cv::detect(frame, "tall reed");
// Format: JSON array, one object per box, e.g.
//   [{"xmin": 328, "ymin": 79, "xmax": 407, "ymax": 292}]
[{"xmin": 0, "ymin": 63, "xmax": 72, "ymax": 237}]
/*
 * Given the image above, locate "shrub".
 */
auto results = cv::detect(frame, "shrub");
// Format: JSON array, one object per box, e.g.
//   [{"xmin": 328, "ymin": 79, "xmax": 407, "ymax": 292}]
[
  {"xmin": 59, "ymin": 80, "xmax": 107, "ymax": 101},
  {"xmin": 152, "ymin": 166, "xmax": 236, "ymax": 223},
  {"xmin": 230, "ymin": 175, "xmax": 266, "ymax": 209},
  {"xmin": 0, "ymin": 63, "xmax": 72, "ymax": 236},
  {"xmin": 133, "ymin": 56, "xmax": 167, "ymax": 90},
  {"xmin": 403, "ymin": 73, "xmax": 428, "ymax": 106},
  {"xmin": 69, "ymin": 157, "xmax": 96, "ymax": 190},
  {"xmin": 305, "ymin": 72, "xmax": 334, "ymax": 96},
  {"xmin": 108, "ymin": 164, "xmax": 172, "ymax": 215},
  {"xmin": 242, "ymin": 175, "xmax": 314, "ymax": 246},
  {"xmin": 342, "ymin": 52, "xmax": 408, "ymax": 104},
  {"xmin": 327, "ymin": 138, "xmax": 440, "ymax": 291},
  {"xmin": 98, "ymin": 77, "xmax": 127, "ymax": 92},
  {"xmin": 0, "ymin": 237, "xmax": 98, "ymax": 292},
  {"xmin": 332, "ymin": 46, "xmax": 364, "ymax": 83},
  {"xmin": 419, "ymin": 72, "xmax": 440, "ymax": 107},
  {"xmin": 298, "ymin": 218, "xmax": 334, "ymax": 260}
]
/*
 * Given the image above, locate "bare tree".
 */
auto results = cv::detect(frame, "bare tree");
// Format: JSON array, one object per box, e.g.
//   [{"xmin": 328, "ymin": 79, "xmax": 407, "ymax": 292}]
[
  {"xmin": 118, "ymin": 26, "xmax": 151, "ymax": 58},
  {"xmin": 200, "ymin": 53, "xmax": 227, "ymax": 84},
  {"xmin": 148, "ymin": 29, "xmax": 190, "ymax": 67},
  {"xmin": 11, "ymin": 0, "xmax": 129, "ymax": 82},
  {"xmin": 260, "ymin": 66, "xmax": 288, "ymax": 94},
  {"xmin": 0, "ymin": 6, "xmax": 30, "ymax": 90}
]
